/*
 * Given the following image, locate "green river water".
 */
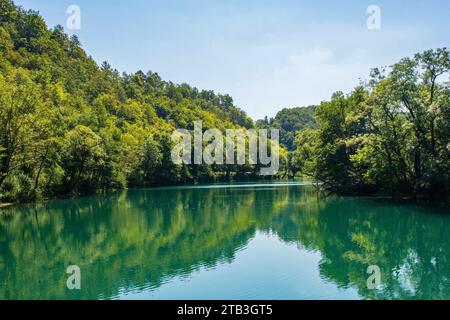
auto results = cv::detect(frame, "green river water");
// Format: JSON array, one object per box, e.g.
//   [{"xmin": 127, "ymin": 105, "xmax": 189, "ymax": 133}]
[{"xmin": 0, "ymin": 182, "xmax": 449, "ymax": 300}]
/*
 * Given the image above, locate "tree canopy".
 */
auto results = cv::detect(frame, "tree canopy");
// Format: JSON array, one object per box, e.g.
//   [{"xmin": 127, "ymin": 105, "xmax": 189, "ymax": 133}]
[
  {"xmin": 0, "ymin": 0, "xmax": 285, "ymax": 203},
  {"xmin": 291, "ymin": 48, "xmax": 450, "ymax": 200},
  {"xmin": 0, "ymin": 0, "xmax": 447, "ymax": 203},
  {"xmin": 257, "ymin": 106, "xmax": 317, "ymax": 151}
]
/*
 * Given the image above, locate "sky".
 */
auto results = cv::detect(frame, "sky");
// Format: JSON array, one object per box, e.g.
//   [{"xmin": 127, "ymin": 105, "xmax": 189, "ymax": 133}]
[{"xmin": 14, "ymin": 0, "xmax": 450, "ymax": 119}]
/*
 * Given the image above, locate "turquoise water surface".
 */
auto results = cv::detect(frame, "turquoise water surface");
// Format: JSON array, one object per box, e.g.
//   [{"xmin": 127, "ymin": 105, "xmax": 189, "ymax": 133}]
[{"xmin": 0, "ymin": 182, "xmax": 449, "ymax": 300}]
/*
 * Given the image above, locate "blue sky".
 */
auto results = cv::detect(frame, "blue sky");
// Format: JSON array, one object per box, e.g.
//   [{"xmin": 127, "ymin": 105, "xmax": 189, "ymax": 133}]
[{"xmin": 14, "ymin": 0, "xmax": 450, "ymax": 119}]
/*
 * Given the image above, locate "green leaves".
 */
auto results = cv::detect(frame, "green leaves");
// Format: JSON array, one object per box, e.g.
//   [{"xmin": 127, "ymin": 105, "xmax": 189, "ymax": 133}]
[
  {"xmin": 0, "ymin": 1, "xmax": 274, "ymax": 203},
  {"xmin": 292, "ymin": 48, "xmax": 450, "ymax": 199},
  {"xmin": 257, "ymin": 106, "xmax": 316, "ymax": 151}
]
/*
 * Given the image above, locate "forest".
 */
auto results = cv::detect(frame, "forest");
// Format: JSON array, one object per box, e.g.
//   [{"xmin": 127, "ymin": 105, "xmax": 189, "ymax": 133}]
[
  {"xmin": 0, "ymin": 0, "xmax": 449, "ymax": 203},
  {"xmin": 290, "ymin": 49, "xmax": 450, "ymax": 200},
  {"xmin": 0, "ymin": 0, "xmax": 289, "ymax": 204}
]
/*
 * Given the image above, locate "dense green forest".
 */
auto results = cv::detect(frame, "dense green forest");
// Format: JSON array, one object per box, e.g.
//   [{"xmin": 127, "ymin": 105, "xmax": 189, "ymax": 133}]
[
  {"xmin": 256, "ymin": 106, "xmax": 317, "ymax": 151},
  {"xmin": 291, "ymin": 48, "xmax": 450, "ymax": 200},
  {"xmin": 0, "ymin": 0, "xmax": 448, "ymax": 204},
  {"xmin": 0, "ymin": 0, "xmax": 287, "ymax": 203}
]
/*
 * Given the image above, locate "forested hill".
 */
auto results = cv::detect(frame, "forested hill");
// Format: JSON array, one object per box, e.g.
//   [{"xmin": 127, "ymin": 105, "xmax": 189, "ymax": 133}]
[
  {"xmin": 0, "ymin": 0, "xmax": 260, "ymax": 203},
  {"xmin": 1, "ymin": 0, "xmax": 448, "ymax": 204},
  {"xmin": 257, "ymin": 106, "xmax": 317, "ymax": 151}
]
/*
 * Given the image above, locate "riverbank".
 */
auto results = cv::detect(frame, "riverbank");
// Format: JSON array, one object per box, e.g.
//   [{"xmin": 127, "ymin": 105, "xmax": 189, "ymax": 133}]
[
  {"xmin": 0, "ymin": 176, "xmax": 290, "ymax": 208},
  {"xmin": 2, "ymin": 178, "xmax": 449, "ymax": 209}
]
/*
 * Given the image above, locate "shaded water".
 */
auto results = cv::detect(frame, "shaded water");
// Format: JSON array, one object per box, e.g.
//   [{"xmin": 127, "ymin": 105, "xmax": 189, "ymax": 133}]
[{"xmin": 0, "ymin": 182, "xmax": 449, "ymax": 300}]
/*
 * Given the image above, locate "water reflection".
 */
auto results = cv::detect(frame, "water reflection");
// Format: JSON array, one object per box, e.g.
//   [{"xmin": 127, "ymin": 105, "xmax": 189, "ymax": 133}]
[{"xmin": 0, "ymin": 183, "xmax": 449, "ymax": 299}]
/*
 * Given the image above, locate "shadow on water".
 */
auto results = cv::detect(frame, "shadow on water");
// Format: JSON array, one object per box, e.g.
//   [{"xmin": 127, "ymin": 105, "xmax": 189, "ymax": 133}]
[{"xmin": 0, "ymin": 183, "xmax": 449, "ymax": 299}]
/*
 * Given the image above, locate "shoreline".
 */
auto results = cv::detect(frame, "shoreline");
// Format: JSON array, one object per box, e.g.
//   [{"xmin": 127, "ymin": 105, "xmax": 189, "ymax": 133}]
[{"xmin": 1, "ymin": 181, "xmax": 449, "ymax": 209}]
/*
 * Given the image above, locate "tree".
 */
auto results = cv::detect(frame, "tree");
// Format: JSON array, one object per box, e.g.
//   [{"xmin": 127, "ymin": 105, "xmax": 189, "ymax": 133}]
[
  {"xmin": 61, "ymin": 125, "xmax": 105, "ymax": 194},
  {"xmin": 292, "ymin": 48, "xmax": 450, "ymax": 200},
  {"xmin": 0, "ymin": 71, "xmax": 42, "ymax": 191}
]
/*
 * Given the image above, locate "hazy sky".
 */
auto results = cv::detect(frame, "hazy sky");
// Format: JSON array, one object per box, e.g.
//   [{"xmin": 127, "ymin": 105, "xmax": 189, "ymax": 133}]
[{"xmin": 14, "ymin": 0, "xmax": 450, "ymax": 119}]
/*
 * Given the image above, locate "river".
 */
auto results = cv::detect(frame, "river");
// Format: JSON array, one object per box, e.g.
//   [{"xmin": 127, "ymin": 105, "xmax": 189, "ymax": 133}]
[{"xmin": 0, "ymin": 182, "xmax": 449, "ymax": 299}]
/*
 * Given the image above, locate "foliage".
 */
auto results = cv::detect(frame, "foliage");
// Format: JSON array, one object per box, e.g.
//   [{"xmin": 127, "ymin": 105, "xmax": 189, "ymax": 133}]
[
  {"xmin": 257, "ymin": 106, "xmax": 317, "ymax": 151},
  {"xmin": 292, "ymin": 49, "xmax": 450, "ymax": 200},
  {"xmin": 0, "ymin": 0, "xmax": 284, "ymax": 203}
]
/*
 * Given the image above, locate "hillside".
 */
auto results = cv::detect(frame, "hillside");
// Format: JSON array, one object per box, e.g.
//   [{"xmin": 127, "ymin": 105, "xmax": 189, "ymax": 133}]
[
  {"xmin": 0, "ymin": 0, "xmax": 272, "ymax": 203},
  {"xmin": 257, "ymin": 106, "xmax": 317, "ymax": 150}
]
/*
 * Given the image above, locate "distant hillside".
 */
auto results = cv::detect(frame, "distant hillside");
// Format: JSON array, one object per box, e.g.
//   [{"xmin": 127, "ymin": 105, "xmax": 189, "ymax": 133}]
[{"xmin": 257, "ymin": 106, "xmax": 317, "ymax": 150}]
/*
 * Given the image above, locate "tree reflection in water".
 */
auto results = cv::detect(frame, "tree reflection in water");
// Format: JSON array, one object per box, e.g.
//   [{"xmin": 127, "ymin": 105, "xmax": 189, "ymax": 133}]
[{"xmin": 0, "ymin": 183, "xmax": 449, "ymax": 299}]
